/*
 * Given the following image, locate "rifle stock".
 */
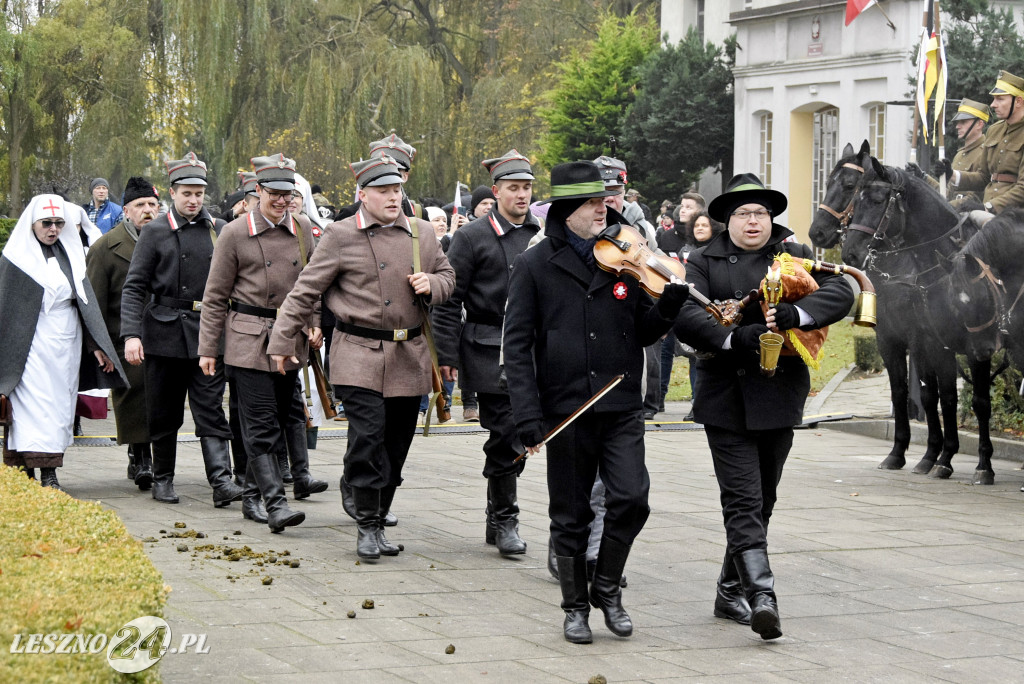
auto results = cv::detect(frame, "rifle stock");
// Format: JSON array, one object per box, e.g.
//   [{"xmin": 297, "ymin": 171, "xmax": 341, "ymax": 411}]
[{"xmin": 309, "ymin": 352, "xmax": 338, "ymax": 419}]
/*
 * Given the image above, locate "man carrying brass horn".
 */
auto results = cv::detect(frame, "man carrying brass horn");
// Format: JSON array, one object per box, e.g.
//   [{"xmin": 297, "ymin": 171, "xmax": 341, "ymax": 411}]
[{"xmin": 675, "ymin": 174, "xmax": 853, "ymax": 640}]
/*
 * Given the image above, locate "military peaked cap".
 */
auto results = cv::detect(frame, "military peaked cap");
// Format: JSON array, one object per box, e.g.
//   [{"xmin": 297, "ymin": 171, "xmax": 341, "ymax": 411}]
[{"xmin": 166, "ymin": 152, "xmax": 209, "ymax": 186}]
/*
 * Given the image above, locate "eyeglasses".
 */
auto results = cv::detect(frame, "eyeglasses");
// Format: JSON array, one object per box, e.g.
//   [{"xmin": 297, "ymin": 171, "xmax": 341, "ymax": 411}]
[
  {"xmin": 40, "ymin": 219, "xmax": 66, "ymax": 228},
  {"xmin": 731, "ymin": 210, "xmax": 770, "ymax": 221},
  {"xmin": 264, "ymin": 189, "xmax": 293, "ymax": 200}
]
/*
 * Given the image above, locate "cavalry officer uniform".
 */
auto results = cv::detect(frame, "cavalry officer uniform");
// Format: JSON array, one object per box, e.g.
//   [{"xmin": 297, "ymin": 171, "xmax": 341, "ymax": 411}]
[
  {"xmin": 946, "ymin": 99, "xmax": 991, "ymax": 205},
  {"xmin": 434, "ymin": 149, "xmax": 540, "ymax": 556},
  {"xmin": 675, "ymin": 174, "xmax": 853, "ymax": 640},
  {"xmin": 268, "ymin": 155, "xmax": 455, "ymax": 558},
  {"xmin": 199, "ymin": 154, "xmax": 327, "ymax": 533},
  {"xmin": 120, "ymin": 152, "xmax": 243, "ymax": 506},
  {"xmin": 85, "ymin": 177, "xmax": 159, "ymax": 490},
  {"xmin": 503, "ymin": 161, "xmax": 689, "ymax": 644},
  {"xmin": 954, "ymin": 71, "xmax": 1024, "ymax": 213}
]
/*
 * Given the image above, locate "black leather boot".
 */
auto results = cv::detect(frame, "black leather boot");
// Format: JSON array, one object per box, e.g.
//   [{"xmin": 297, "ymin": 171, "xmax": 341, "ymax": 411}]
[
  {"xmin": 132, "ymin": 443, "xmax": 153, "ymax": 490},
  {"xmin": 24, "ymin": 467, "xmax": 36, "ymax": 480},
  {"xmin": 249, "ymin": 453, "xmax": 304, "ymax": 532},
  {"xmin": 548, "ymin": 537, "xmax": 559, "ymax": 579},
  {"xmin": 200, "ymin": 436, "xmax": 245, "ymax": 507},
  {"xmin": 488, "ymin": 474, "xmax": 526, "ymax": 555},
  {"xmin": 40, "ymin": 467, "xmax": 65, "ymax": 492},
  {"xmin": 714, "ymin": 550, "xmax": 751, "ymax": 625},
  {"xmin": 241, "ymin": 461, "xmax": 267, "ymax": 524},
  {"xmin": 151, "ymin": 436, "xmax": 179, "ymax": 503},
  {"xmin": 277, "ymin": 452, "xmax": 294, "ymax": 484},
  {"xmin": 376, "ymin": 486, "xmax": 402, "ymax": 556},
  {"xmin": 284, "ymin": 421, "xmax": 328, "ymax": 500},
  {"xmin": 555, "ymin": 555, "xmax": 592, "ymax": 644},
  {"xmin": 127, "ymin": 444, "xmax": 137, "ymax": 480},
  {"xmin": 384, "ymin": 509, "xmax": 398, "ymax": 526},
  {"xmin": 589, "ymin": 536, "xmax": 633, "ymax": 637},
  {"xmin": 230, "ymin": 430, "xmax": 248, "ymax": 488},
  {"xmin": 341, "ymin": 476, "xmax": 357, "ymax": 519},
  {"xmin": 352, "ymin": 486, "xmax": 381, "ymax": 559},
  {"xmin": 485, "ymin": 497, "xmax": 496, "ymax": 545},
  {"xmin": 734, "ymin": 548, "xmax": 782, "ymax": 640}
]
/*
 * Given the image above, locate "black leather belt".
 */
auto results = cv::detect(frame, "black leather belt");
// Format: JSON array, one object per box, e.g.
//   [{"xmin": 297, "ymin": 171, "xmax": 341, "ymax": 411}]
[
  {"xmin": 230, "ymin": 300, "xmax": 277, "ymax": 318},
  {"xmin": 466, "ymin": 312, "xmax": 504, "ymax": 327},
  {"xmin": 335, "ymin": 321, "xmax": 421, "ymax": 342},
  {"xmin": 153, "ymin": 294, "xmax": 202, "ymax": 311}
]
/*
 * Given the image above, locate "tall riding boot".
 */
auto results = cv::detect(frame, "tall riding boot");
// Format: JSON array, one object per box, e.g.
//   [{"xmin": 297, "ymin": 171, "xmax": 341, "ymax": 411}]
[
  {"xmin": 151, "ymin": 436, "xmax": 179, "ymax": 504},
  {"xmin": 127, "ymin": 444, "xmax": 137, "ymax": 480},
  {"xmin": 713, "ymin": 550, "xmax": 751, "ymax": 625},
  {"xmin": 589, "ymin": 536, "xmax": 633, "ymax": 637},
  {"xmin": 230, "ymin": 432, "xmax": 248, "ymax": 488},
  {"xmin": 277, "ymin": 452, "xmax": 294, "ymax": 484},
  {"xmin": 341, "ymin": 477, "xmax": 357, "ymax": 519},
  {"xmin": 200, "ymin": 436, "xmax": 245, "ymax": 507},
  {"xmin": 548, "ymin": 537, "xmax": 559, "ymax": 579},
  {"xmin": 249, "ymin": 453, "xmax": 304, "ymax": 532},
  {"xmin": 555, "ymin": 555, "xmax": 593, "ymax": 644},
  {"xmin": 284, "ymin": 421, "xmax": 328, "ymax": 500},
  {"xmin": 132, "ymin": 443, "xmax": 154, "ymax": 490},
  {"xmin": 488, "ymin": 474, "xmax": 526, "ymax": 555},
  {"xmin": 734, "ymin": 548, "xmax": 782, "ymax": 640},
  {"xmin": 241, "ymin": 461, "xmax": 268, "ymax": 524},
  {"xmin": 376, "ymin": 486, "xmax": 402, "ymax": 556},
  {"xmin": 40, "ymin": 467, "xmax": 65, "ymax": 493},
  {"xmin": 484, "ymin": 496, "xmax": 496, "ymax": 545},
  {"xmin": 352, "ymin": 486, "xmax": 381, "ymax": 559}
]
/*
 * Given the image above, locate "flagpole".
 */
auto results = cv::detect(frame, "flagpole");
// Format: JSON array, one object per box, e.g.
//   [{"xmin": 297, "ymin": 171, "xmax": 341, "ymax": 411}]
[{"xmin": 934, "ymin": 1, "xmax": 947, "ymax": 198}]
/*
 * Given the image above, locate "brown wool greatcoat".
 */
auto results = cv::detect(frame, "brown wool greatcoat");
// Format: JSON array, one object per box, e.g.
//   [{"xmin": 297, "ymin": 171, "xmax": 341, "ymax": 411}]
[
  {"xmin": 955, "ymin": 118, "xmax": 1024, "ymax": 213},
  {"xmin": 267, "ymin": 208, "xmax": 455, "ymax": 397},
  {"xmin": 85, "ymin": 220, "xmax": 149, "ymax": 444},
  {"xmin": 199, "ymin": 211, "xmax": 318, "ymax": 372}
]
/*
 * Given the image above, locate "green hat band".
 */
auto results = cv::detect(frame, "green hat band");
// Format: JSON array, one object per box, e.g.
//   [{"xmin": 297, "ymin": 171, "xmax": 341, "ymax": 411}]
[
  {"xmin": 550, "ymin": 181, "xmax": 605, "ymax": 197},
  {"xmin": 729, "ymin": 183, "xmax": 767, "ymax": 192}
]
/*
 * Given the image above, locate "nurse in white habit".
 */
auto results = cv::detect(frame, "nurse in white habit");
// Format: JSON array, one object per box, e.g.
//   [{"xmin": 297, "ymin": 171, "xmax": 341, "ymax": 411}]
[{"xmin": 0, "ymin": 194, "xmax": 126, "ymax": 491}]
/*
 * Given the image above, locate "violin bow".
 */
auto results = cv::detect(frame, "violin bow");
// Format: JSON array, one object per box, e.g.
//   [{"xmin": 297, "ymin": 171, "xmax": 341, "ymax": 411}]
[{"xmin": 512, "ymin": 374, "xmax": 624, "ymax": 463}]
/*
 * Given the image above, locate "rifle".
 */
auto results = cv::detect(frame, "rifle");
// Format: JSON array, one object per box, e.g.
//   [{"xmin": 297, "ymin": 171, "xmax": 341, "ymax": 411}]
[{"xmin": 309, "ymin": 351, "xmax": 338, "ymax": 419}]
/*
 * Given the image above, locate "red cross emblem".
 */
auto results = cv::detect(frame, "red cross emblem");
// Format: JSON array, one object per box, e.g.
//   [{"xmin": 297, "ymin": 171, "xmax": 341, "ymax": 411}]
[
  {"xmin": 613, "ymin": 282, "xmax": 628, "ymax": 300},
  {"xmin": 43, "ymin": 200, "xmax": 62, "ymax": 216}
]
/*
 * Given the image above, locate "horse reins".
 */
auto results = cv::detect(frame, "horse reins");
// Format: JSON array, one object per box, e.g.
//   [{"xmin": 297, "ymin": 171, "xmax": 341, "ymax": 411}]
[{"xmin": 817, "ymin": 162, "xmax": 864, "ymax": 227}]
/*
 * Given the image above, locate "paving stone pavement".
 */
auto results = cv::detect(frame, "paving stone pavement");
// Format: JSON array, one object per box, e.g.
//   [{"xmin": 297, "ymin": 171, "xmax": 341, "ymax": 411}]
[{"xmin": 58, "ymin": 381, "xmax": 1024, "ymax": 682}]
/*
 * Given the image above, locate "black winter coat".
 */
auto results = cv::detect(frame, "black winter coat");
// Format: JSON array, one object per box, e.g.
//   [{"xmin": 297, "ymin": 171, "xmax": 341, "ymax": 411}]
[
  {"xmin": 120, "ymin": 207, "xmax": 225, "ymax": 358},
  {"xmin": 433, "ymin": 209, "xmax": 540, "ymax": 393},
  {"xmin": 674, "ymin": 224, "xmax": 854, "ymax": 431},
  {"xmin": 503, "ymin": 213, "xmax": 676, "ymax": 430}
]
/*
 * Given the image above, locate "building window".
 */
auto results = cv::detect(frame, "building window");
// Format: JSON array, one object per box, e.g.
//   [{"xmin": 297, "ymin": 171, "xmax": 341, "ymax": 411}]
[
  {"xmin": 867, "ymin": 104, "xmax": 885, "ymax": 163},
  {"xmin": 758, "ymin": 112, "xmax": 773, "ymax": 188},
  {"xmin": 697, "ymin": 0, "xmax": 705, "ymax": 43},
  {"xmin": 812, "ymin": 106, "xmax": 840, "ymax": 226}
]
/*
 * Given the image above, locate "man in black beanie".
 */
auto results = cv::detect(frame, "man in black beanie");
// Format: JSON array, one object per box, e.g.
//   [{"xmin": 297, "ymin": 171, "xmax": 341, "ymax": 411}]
[
  {"xmin": 469, "ymin": 185, "xmax": 495, "ymax": 219},
  {"xmin": 503, "ymin": 160, "xmax": 690, "ymax": 644},
  {"xmin": 86, "ymin": 177, "xmax": 161, "ymax": 490}
]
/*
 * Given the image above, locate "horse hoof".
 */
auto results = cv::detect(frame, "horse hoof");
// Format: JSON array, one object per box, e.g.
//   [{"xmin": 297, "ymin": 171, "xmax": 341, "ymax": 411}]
[
  {"xmin": 973, "ymin": 470, "xmax": 994, "ymax": 486},
  {"xmin": 928, "ymin": 464, "xmax": 953, "ymax": 479},
  {"xmin": 912, "ymin": 459, "xmax": 937, "ymax": 475},
  {"xmin": 878, "ymin": 455, "xmax": 906, "ymax": 470}
]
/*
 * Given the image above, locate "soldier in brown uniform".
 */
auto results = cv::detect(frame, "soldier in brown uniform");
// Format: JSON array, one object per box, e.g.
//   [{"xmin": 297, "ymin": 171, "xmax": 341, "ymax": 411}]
[
  {"xmin": 268, "ymin": 155, "xmax": 455, "ymax": 559},
  {"xmin": 198, "ymin": 154, "xmax": 327, "ymax": 532},
  {"xmin": 951, "ymin": 70, "xmax": 1024, "ymax": 214},
  {"xmin": 930, "ymin": 99, "xmax": 990, "ymax": 206}
]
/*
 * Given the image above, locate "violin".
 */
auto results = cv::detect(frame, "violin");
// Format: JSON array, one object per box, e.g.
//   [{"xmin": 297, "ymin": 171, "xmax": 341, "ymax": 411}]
[{"xmin": 594, "ymin": 223, "xmax": 748, "ymax": 327}]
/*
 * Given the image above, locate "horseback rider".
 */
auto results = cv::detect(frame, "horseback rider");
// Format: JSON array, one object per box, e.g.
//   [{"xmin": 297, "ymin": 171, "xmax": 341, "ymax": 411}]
[
  {"xmin": 949, "ymin": 70, "xmax": 1024, "ymax": 214},
  {"xmin": 928, "ymin": 98, "xmax": 991, "ymax": 208}
]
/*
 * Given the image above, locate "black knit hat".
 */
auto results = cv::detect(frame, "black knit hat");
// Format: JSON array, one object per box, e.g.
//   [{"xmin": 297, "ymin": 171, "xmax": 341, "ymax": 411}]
[
  {"xmin": 470, "ymin": 186, "xmax": 495, "ymax": 214},
  {"xmin": 123, "ymin": 176, "xmax": 159, "ymax": 206}
]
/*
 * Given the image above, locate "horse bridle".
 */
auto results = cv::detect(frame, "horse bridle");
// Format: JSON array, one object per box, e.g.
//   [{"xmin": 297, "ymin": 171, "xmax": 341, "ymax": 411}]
[
  {"xmin": 956, "ymin": 254, "xmax": 1024, "ymax": 354},
  {"xmin": 847, "ymin": 178, "xmax": 907, "ymax": 257},
  {"xmin": 817, "ymin": 162, "xmax": 865, "ymax": 228}
]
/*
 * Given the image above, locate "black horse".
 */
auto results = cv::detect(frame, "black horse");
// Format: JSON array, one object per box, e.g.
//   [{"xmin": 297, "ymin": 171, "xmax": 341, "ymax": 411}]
[
  {"xmin": 808, "ymin": 141, "xmax": 870, "ymax": 249},
  {"xmin": 843, "ymin": 158, "xmax": 998, "ymax": 485}
]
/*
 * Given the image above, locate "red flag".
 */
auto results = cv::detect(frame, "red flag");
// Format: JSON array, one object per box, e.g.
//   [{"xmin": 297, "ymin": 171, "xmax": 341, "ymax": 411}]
[{"xmin": 845, "ymin": 0, "xmax": 875, "ymax": 25}]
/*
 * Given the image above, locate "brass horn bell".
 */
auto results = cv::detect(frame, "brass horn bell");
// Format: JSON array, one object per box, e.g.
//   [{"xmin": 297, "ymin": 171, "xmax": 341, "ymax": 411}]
[{"xmin": 853, "ymin": 291, "xmax": 877, "ymax": 327}]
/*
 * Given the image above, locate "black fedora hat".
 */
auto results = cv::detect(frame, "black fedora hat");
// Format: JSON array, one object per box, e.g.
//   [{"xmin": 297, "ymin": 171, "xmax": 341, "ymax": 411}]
[
  {"xmin": 538, "ymin": 161, "xmax": 621, "ymax": 205},
  {"xmin": 707, "ymin": 173, "xmax": 787, "ymax": 222}
]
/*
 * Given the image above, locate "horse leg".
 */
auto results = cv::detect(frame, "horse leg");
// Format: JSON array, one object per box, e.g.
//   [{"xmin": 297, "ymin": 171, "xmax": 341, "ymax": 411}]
[
  {"xmin": 969, "ymin": 356, "xmax": 995, "ymax": 485},
  {"xmin": 927, "ymin": 352, "xmax": 961, "ymax": 479},
  {"xmin": 913, "ymin": 365, "xmax": 942, "ymax": 475},
  {"xmin": 878, "ymin": 341, "xmax": 910, "ymax": 470}
]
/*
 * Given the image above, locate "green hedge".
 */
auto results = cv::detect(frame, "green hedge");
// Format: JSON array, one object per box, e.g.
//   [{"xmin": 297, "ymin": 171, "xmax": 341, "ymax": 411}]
[
  {"xmin": 958, "ymin": 351, "xmax": 1024, "ymax": 434},
  {"xmin": 0, "ymin": 217, "xmax": 14, "ymax": 253},
  {"xmin": 0, "ymin": 466, "xmax": 167, "ymax": 682}
]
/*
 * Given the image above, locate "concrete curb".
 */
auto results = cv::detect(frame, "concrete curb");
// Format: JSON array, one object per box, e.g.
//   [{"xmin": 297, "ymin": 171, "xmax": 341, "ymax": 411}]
[{"xmin": 824, "ymin": 419, "xmax": 1024, "ymax": 466}]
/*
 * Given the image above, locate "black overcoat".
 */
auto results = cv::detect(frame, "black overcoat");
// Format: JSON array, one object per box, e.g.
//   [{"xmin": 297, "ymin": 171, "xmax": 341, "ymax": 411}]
[
  {"xmin": 674, "ymin": 224, "xmax": 854, "ymax": 431},
  {"xmin": 433, "ymin": 208, "xmax": 540, "ymax": 393},
  {"xmin": 119, "ymin": 207, "xmax": 225, "ymax": 358},
  {"xmin": 502, "ymin": 214, "xmax": 676, "ymax": 431}
]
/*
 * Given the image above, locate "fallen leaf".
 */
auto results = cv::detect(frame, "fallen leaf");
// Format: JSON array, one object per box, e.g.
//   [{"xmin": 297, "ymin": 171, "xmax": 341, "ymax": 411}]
[
  {"xmin": 65, "ymin": 615, "xmax": 83, "ymax": 631},
  {"xmin": 64, "ymin": 546, "xmax": 83, "ymax": 554}
]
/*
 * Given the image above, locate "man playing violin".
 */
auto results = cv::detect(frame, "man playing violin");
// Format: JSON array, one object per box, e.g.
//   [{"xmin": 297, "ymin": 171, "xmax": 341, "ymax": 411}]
[
  {"xmin": 674, "ymin": 174, "xmax": 853, "ymax": 640},
  {"xmin": 503, "ymin": 161, "xmax": 690, "ymax": 644}
]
